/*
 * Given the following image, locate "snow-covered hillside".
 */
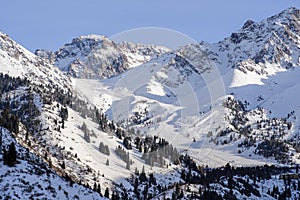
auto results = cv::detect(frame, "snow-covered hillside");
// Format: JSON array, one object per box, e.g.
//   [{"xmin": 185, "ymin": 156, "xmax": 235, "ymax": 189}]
[
  {"xmin": 0, "ymin": 32, "xmax": 72, "ymax": 90},
  {"xmin": 0, "ymin": 127, "xmax": 105, "ymax": 200}
]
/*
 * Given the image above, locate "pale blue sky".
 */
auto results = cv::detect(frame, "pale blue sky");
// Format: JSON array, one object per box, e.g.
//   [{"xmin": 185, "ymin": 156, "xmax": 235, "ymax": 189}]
[{"xmin": 1, "ymin": 0, "xmax": 300, "ymax": 52}]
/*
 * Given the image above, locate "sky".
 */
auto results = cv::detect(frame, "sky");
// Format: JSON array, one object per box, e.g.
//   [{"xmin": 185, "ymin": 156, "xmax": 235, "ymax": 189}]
[{"xmin": 1, "ymin": 0, "xmax": 300, "ymax": 52}]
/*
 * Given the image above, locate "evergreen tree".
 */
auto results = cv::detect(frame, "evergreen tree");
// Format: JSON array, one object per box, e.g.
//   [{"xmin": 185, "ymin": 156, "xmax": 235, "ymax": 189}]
[
  {"xmin": 99, "ymin": 142, "xmax": 110, "ymax": 155},
  {"xmin": 171, "ymin": 191, "xmax": 176, "ymax": 200},
  {"xmin": 81, "ymin": 122, "xmax": 87, "ymax": 132},
  {"xmin": 61, "ymin": 161, "xmax": 66, "ymax": 169},
  {"xmin": 134, "ymin": 167, "xmax": 139, "ymax": 175},
  {"xmin": 142, "ymin": 184, "xmax": 148, "ymax": 198},
  {"xmin": 123, "ymin": 137, "xmax": 132, "ymax": 150},
  {"xmin": 105, "ymin": 145, "xmax": 110, "ymax": 156},
  {"xmin": 104, "ymin": 187, "xmax": 110, "ymax": 198},
  {"xmin": 139, "ymin": 165, "xmax": 147, "ymax": 182},
  {"xmin": 3, "ymin": 142, "xmax": 17, "ymax": 166},
  {"xmin": 126, "ymin": 160, "xmax": 130, "ymax": 170},
  {"xmin": 134, "ymin": 177, "xmax": 139, "ymax": 193},
  {"xmin": 111, "ymin": 191, "xmax": 119, "ymax": 200},
  {"xmin": 97, "ymin": 183, "xmax": 101, "ymax": 195},
  {"xmin": 81, "ymin": 122, "xmax": 90, "ymax": 142},
  {"xmin": 175, "ymin": 183, "xmax": 180, "ymax": 196},
  {"xmin": 179, "ymin": 189, "xmax": 184, "ymax": 198},
  {"xmin": 60, "ymin": 107, "xmax": 68, "ymax": 121},
  {"xmin": 84, "ymin": 130, "xmax": 90, "ymax": 143},
  {"xmin": 0, "ymin": 127, "xmax": 2, "ymax": 154},
  {"xmin": 106, "ymin": 158, "xmax": 109, "ymax": 166}
]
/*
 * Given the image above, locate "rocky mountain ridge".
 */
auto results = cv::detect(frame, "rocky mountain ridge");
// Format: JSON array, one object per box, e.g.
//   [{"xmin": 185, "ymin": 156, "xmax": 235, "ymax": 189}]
[{"xmin": 36, "ymin": 35, "xmax": 170, "ymax": 78}]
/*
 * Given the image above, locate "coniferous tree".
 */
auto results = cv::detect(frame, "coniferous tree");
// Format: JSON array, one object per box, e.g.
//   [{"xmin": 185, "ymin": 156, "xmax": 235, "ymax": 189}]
[
  {"xmin": 126, "ymin": 160, "xmax": 130, "ymax": 170},
  {"xmin": 84, "ymin": 130, "xmax": 90, "ymax": 143},
  {"xmin": 97, "ymin": 183, "xmax": 101, "ymax": 195},
  {"xmin": 123, "ymin": 137, "xmax": 132, "ymax": 150},
  {"xmin": 175, "ymin": 183, "xmax": 180, "ymax": 196},
  {"xmin": 134, "ymin": 167, "xmax": 139, "ymax": 175},
  {"xmin": 0, "ymin": 127, "xmax": 2, "ymax": 154},
  {"xmin": 99, "ymin": 142, "xmax": 110, "ymax": 155},
  {"xmin": 81, "ymin": 122, "xmax": 91, "ymax": 142},
  {"xmin": 81, "ymin": 122, "xmax": 87, "ymax": 132},
  {"xmin": 142, "ymin": 183, "xmax": 148, "ymax": 198},
  {"xmin": 60, "ymin": 107, "xmax": 68, "ymax": 121},
  {"xmin": 139, "ymin": 165, "xmax": 147, "ymax": 182},
  {"xmin": 3, "ymin": 142, "xmax": 17, "ymax": 166},
  {"xmin": 104, "ymin": 187, "xmax": 110, "ymax": 198},
  {"xmin": 93, "ymin": 182, "xmax": 97, "ymax": 191},
  {"xmin": 134, "ymin": 177, "xmax": 139, "ymax": 193},
  {"xmin": 61, "ymin": 161, "xmax": 66, "ymax": 169},
  {"xmin": 172, "ymin": 191, "xmax": 176, "ymax": 200},
  {"xmin": 105, "ymin": 145, "xmax": 110, "ymax": 156},
  {"xmin": 111, "ymin": 191, "xmax": 119, "ymax": 200}
]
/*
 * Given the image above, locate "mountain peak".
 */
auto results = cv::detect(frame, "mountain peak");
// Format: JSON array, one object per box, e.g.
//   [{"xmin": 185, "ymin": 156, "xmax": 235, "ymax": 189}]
[
  {"xmin": 78, "ymin": 34, "xmax": 107, "ymax": 41},
  {"xmin": 265, "ymin": 6, "xmax": 300, "ymax": 24},
  {"xmin": 241, "ymin": 19, "xmax": 255, "ymax": 30},
  {"xmin": 280, "ymin": 6, "xmax": 299, "ymax": 16},
  {"xmin": 49, "ymin": 35, "xmax": 170, "ymax": 78},
  {"xmin": 215, "ymin": 6, "xmax": 300, "ymax": 71}
]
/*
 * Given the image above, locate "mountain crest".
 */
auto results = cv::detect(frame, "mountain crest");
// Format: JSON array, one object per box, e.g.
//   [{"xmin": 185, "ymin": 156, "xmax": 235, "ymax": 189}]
[
  {"xmin": 212, "ymin": 6, "xmax": 300, "ymax": 74},
  {"xmin": 39, "ymin": 35, "xmax": 170, "ymax": 78}
]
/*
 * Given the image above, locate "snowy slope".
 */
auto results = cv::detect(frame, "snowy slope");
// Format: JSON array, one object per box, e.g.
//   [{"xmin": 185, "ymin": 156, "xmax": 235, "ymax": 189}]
[
  {"xmin": 0, "ymin": 127, "xmax": 105, "ymax": 200},
  {"xmin": 0, "ymin": 32, "xmax": 72, "ymax": 90}
]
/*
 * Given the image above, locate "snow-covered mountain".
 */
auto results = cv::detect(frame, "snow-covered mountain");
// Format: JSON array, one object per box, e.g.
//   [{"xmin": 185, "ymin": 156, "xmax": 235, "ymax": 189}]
[
  {"xmin": 0, "ymin": 31, "xmax": 116, "ymax": 199},
  {"xmin": 36, "ymin": 35, "xmax": 170, "ymax": 78},
  {"xmin": 1, "ymin": 6, "xmax": 300, "ymax": 200},
  {"xmin": 0, "ymin": 29, "xmax": 185, "ymax": 199},
  {"xmin": 75, "ymin": 6, "xmax": 300, "ymax": 167}
]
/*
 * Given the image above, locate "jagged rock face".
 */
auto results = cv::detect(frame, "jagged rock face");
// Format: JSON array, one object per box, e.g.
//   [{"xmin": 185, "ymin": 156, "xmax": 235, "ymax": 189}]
[
  {"xmin": 211, "ymin": 7, "xmax": 300, "ymax": 74},
  {"xmin": 171, "ymin": 8, "xmax": 300, "ymax": 81},
  {"xmin": 36, "ymin": 35, "xmax": 170, "ymax": 78}
]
